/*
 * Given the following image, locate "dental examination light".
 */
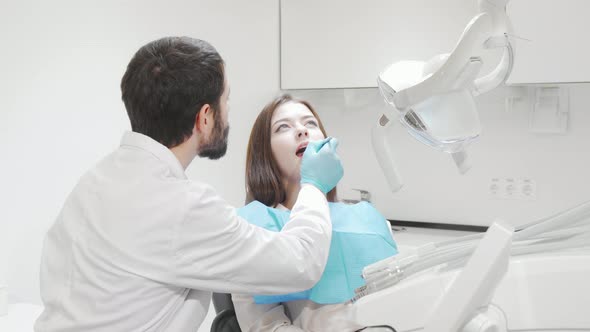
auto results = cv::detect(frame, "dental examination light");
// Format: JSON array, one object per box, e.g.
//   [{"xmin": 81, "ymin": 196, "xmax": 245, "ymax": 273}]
[{"xmin": 373, "ymin": 0, "xmax": 514, "ymax": 192}]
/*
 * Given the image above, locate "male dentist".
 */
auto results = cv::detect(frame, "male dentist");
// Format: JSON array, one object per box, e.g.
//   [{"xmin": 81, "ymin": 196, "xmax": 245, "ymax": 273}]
[{"xmin": 35, "ymin": 36, "xmax": 343, "ymax": 332}]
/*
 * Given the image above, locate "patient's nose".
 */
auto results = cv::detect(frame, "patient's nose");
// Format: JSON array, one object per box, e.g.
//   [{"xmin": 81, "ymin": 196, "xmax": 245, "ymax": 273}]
[{"xmin": 296, "ymin": 124, "xmax": 309, "ymax": 138}]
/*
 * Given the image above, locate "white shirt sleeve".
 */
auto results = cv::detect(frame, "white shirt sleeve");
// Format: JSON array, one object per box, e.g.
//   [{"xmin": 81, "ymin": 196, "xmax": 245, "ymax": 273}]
[{"xmin": 164, "ymin": 183, "xmax": 332, "ymax": 295}]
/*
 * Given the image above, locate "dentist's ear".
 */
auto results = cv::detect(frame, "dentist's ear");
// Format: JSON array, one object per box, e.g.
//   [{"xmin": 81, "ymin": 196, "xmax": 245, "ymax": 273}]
[{"xmin": 195, "ymin": 104, "xmax": 212, "ymax": 133}]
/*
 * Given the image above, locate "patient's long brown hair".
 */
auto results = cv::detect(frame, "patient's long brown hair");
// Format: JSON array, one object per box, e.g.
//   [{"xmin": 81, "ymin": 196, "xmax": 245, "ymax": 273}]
[{"xmin": 245, "ymin": 94, "xmax": 337, "ymax": 206}]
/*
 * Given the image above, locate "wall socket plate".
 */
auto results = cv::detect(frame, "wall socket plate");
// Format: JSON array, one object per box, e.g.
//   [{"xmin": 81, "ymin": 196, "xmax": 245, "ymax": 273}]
[{"xmin": 489, "ymin": 178, "xmax": 536, "ymax": 200}]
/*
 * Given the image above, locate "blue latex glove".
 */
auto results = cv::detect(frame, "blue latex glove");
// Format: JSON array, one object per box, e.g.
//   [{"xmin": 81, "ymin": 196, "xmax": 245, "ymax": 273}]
[{"xmin": 300, "ymin": 137, "xmax": 344, "ymax": 194}]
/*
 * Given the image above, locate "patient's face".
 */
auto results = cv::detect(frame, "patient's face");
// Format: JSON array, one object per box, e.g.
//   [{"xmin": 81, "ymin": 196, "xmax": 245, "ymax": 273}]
[{"xmin": 270, "ymin": 102, "xmax": 325, "ymax": 183}]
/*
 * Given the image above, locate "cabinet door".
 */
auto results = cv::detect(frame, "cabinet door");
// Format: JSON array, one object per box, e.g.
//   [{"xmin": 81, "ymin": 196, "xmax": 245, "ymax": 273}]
[
  {"xmin": 506, "ymin": 0, "xmax": 590, "ymax": 84},
  {"xmin": 280, "ymin": 0, "xmax": 477, "ymax": 89}
]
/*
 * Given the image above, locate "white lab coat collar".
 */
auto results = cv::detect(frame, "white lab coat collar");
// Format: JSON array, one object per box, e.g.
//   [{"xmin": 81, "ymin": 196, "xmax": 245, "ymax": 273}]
[{"xmin": 120, "ymin": 131, "xmax": 187, "ymax": 180}]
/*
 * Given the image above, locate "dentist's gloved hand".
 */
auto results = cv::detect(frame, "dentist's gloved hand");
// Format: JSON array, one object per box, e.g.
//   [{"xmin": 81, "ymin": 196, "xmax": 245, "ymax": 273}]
[{"xmin": 300, "ymin": 137, "xmax": 344, "ymax": 194}]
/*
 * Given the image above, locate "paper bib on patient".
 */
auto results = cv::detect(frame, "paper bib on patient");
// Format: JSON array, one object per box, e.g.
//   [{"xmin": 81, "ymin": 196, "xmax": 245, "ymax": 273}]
[{"xmin": 237, "ymin": 201, "xmax": 398, "ymax": 304}]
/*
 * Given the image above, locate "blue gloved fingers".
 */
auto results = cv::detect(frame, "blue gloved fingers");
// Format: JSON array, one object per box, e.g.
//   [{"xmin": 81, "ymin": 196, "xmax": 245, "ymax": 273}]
[
  {"xmin": 300, "ymin": 136, "xmax": 344, "ymax": 194},
  {"xmin": 318, "ymin": 137, "xmax": 338, "ymax": 152},
  {"xmin": 306, "ymin": 137, "xmax": 332, "ymax": 153},
  {"xmin": 329, "ymin": 137, "xmax": 339, "ymax": 150}
]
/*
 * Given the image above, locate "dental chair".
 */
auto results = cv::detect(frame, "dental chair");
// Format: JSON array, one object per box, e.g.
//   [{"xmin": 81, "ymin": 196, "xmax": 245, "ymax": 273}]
[{"xmin": 211, "ymin": 293, "xmax": 241, "ymax": 332}]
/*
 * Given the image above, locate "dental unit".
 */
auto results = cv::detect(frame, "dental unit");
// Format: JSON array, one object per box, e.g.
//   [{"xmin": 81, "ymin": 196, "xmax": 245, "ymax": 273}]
[{"xmin": 362, "ymin": 0, "xmax": 590, "ymax": 330}]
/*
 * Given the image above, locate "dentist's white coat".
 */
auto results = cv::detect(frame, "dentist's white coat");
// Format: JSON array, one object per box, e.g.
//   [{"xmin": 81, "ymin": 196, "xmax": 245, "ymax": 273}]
[{"xmin": 35, "ymin": 131, "xmax": 332, "ymax": 332}]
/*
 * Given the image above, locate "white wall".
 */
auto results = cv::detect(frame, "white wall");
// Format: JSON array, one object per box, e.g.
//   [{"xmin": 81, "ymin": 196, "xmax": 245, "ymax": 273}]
[{"xmin": 0, "ymin": 1, "xmax": 281, "ymax": 327}]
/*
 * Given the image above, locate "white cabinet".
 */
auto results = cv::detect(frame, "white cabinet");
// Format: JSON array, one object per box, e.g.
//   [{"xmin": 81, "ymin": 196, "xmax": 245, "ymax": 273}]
[
  {"xmin": 280, "ymin": 0, "xmax": 590, "ymax": 89},
  {"xmin": 506, "ymin": 0, "xmax": 590, "ymax": 84},
  {"xmin": 280, "ymin": 0, "xmax": 478, "ymax": 89}
]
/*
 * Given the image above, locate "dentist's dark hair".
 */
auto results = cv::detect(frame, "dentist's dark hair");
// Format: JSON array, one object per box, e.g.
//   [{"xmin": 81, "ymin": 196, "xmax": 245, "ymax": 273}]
[
  {"xmin": 121, "ymin": 36, "xmax": 225, "ymax": 148},
  {"xmin": 245, "ymin": 94, "xmax": 337, "ymax": 207}
]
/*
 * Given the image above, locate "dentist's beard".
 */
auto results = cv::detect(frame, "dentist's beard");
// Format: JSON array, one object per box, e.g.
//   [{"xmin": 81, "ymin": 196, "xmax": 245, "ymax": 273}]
[{"xmin": 198, "ymin": 122, "xmax": 229, "ymax": 160}]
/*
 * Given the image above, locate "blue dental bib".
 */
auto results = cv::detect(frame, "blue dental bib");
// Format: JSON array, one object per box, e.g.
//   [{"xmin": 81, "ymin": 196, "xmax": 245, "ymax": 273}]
[{"xmin": 237, "ymin": 201, "xmax": 398, "ymax": 304}]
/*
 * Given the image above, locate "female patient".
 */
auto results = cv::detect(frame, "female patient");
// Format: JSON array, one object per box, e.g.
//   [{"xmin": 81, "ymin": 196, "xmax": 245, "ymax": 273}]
[{"xmin": 233, "ymin": 94, "xmax": 397, "ymax": 332}]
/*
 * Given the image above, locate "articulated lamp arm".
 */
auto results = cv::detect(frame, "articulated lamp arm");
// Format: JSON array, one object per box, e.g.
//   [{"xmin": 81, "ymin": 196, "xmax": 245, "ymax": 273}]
[
  {"xmin": 371, "ymin": 113, "xmax": 403, "ymax": 192},
  {"xmin": 373, "ymin": 0, "xmax": 513, "ymax": 193}
]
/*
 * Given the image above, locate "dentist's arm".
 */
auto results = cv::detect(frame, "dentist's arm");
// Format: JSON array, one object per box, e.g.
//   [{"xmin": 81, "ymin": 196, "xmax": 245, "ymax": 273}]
[{"xmin": 160, "ymin": 138, "xmax": 344, "ymax": 294}]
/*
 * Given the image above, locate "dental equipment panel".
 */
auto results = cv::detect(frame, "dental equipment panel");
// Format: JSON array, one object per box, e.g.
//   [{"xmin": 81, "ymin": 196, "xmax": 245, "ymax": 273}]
[{"xmin": 354, "ymin": 199, "xmax": 590, "ymax": 331}]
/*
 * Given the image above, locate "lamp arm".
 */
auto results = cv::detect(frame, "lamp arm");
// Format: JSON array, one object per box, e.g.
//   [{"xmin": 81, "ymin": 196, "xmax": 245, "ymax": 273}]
[
  {"xmin": 371, "ymin": 113, "xmax": 403, "ymax": 193},
  {"xmin": 392, "ymin": 13, "xmax": 493, "ymax": 110}
]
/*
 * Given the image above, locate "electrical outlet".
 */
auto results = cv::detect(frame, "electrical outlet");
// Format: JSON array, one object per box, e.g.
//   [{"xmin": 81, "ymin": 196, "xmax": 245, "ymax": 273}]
[{"xmin": 489, "ymin": 178, "xmax": 536, "ymax": 200}]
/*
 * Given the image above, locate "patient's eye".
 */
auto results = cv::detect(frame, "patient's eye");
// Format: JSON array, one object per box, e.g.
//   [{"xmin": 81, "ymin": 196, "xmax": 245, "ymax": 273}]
[
  {"xmin": 275, "ymin": 123, "xmax": 290, "ymax": 132},
  {"xmin": 306, "ymin": 120, "xmax": 318, "ymax": 127}
]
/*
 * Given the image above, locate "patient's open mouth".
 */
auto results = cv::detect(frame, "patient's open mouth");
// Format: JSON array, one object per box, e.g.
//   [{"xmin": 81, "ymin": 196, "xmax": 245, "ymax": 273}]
[{"xmin": 296, "ymin": 145, "xmax": 307, "ymax": 157}]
